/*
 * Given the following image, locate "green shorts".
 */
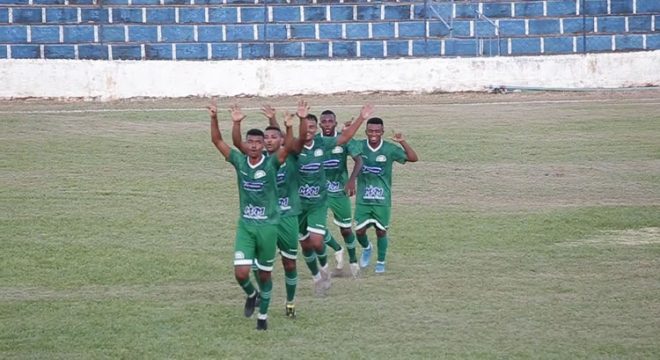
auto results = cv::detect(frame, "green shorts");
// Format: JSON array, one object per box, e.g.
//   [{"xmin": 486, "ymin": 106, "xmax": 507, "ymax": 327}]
[
  {"xmin": 298, "ymin": 203, "xmax": 328, "ymax": 239},
  {"xmin": 354, "ymin": 204, "xmax": 391, "ymax": 231},
  {"xmin": 327, "ymin": 195, "xmax": 353, "ymax": 228},
  {"xmin": 234, "ymin": 221, "xmax": 278, "ymax": 272},
  {"xmin": 278, "ymin": 215, "xmax": 299, "ymax": 260}
]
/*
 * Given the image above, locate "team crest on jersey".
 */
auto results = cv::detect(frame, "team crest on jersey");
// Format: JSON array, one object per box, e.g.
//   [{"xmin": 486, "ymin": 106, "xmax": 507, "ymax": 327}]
[
  {"xmin": 234, "ymin": 251, "xmax": 245, "ymax": 260},
  {"xmin": 332, "ymin": 146, "xmax": 344, "ymax": 154},
  {"xmin": 376, "ymin": 155, "xmax": 387, "ymax": 162},
  {"xmin": 314, "ymin": 149, "xmax": 324, "ymax": 157},
  {"xmin": 254, "ymin": 170, "xmax": 266, "ymax": 179}
]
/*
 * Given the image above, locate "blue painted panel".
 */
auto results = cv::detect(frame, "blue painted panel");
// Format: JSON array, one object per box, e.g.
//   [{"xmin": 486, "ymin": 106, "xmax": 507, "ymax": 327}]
[
  {"xmin": 413, "ymin": 3, "xmax": 451, "ymax": 20},
  {"xmin": 515, "ymin": 2, "xmax": 543, "ymax": 17},
  {"xmin": 444, "ymin": 39, "xmax": 477, "ymax": 56},
  {"xmin": 242, "ymin": 43, "xmax": 269, "ymax": 59},
  {"xmin": 146, "ymin": 8, "xmax": 175, "ymax": 24},
  {"xmin": 563, "ymin": 17, "xmax": 595, "ymax": 34},
  {"xmin": 0, "ymin": 45, "xmax": 6, "ymax": 58},
  {"xmin": 274, "ymin": 42, "xmax": 302, "ymax": 58},
  {"xmin": 81, "ymin": 9, "xmax": 108, "ymax": 23},
  {"xmin": 273, "ymin": 6, "xmax": 300, "ymax": 22},
  {"xmin": 428, "ymin": 22, "xmax": 450, "ymax": 37},
  {"xmin": 615, "ymin": 34, "xmax": 643, "ymax": 50},
  {"xmin": 646, "ymin": 34, "xmax": 660, "ymax": 49},
  {"xmin": 31, "ymin": 25, "xmax": 60, "ymax": 43},
  {"xmin": 128, "ymin": 25, "xmax": 158, "ymax": 42},
  {"xmin": 177, "ymin": 43, "xmax": 207, "ymax": 60},
  {"xmin": 580, "ymin": 35, "xmax": 612, "ymax": 52},
  {"xmin": 628, "ymin": 15, "xmax": 652, "ymax": 32},
  {"xmin": 544, "ymin": 36, "xmax": 574, "ymax": 53},
  {"xmin": 0, "ymin": 8, "xmax": 7, "ymax": 23},
  {"xmin": 198, "ymin": 25, "xmax": 222, "ymax": 42},
  {"xmin": 636, "ymin": 0, "xmax": 660, "ymax": 13},
  {"xmin": 583, "ymin": 0, "xmax": 608, "ymax": 15},
  {"xmin": 211, "ymin": 43, "xmax": 238, "ymax": 59},
  {"xmin": 180, "ymin": 8, "xmax": 205, "ymax": 24},
  {"xmin": 387, "ymin": 40, "xmax": 408, "ymax": 57},
  {"xmin": 113, "ymin": 8, "xmax": 143, "ymax": 24},
  {"xmin": 454, "ymin": 3, "xmax": 477, "ymax": 18},
  {"xmin": 399, "ymin": 22, "xmax": 425, "ymax": 38},
  {"xmin": 261, "ymin": 24, "xmax": 287, "ymax": 41},
  {"xmin": 330, "ymin": 6, "xmax": 352, "ymax": 21},
  {"xmin": 510, "ymin": 37, "xmax": 541, "ymax": 55},
  {"xmin": 529, "ymin": 19, "xmax": 561, "ymax": 35},
  {"xmin": 305, "ymin": 6, "xmax": 327, "ymax": 21},
  {"xmin": 44, "ymin": 44, "xmax": 75, "ymax": 59},
  {"xmin": 547, "ymin": 0, "xmax": 577, "ymax": 16},
  {"xmin": 241, "ymin": 7, "xmax": 265, "ymax": 23},
  {"xmin": 384, "ymin": 5, "xmax": 410, "ymax": 20},
  {"xmin": 319, "ymin": 23, "xmax": 342, "ymax": 40},
  {"xmin": 451, "ymin": 21, "xmax": 471, "ymax": 37},
  {"xmin": 372, "ymin": 23, "xmax": 395, "ymax": 38},
  {"xmin": 78, "ymin": 44, "xmax": 108, "ymax": 59},
  {"xmin": 360, "ymin": 40, "xmax": 384, "ymax": 58},
  {"xmin": 610, "ymin": 0, "xmax": 634, "ymax": 14},
  {"xmin": 290, "ymin": 24, "xmax": 315, "ymax": 39},
  {"xmin": 63, "ymin": 25, "xmax": 95, "ymax": 42},
  {"xmin": 46, "ymin": 8, "xmax": 77, "ymax": 24},
  {"xmin": 475, "ymin": 20, "xmax": 497, "ymax": 37},
  {"xmin": 597, "ymin": 16, "xmax": 625, "ymax": 33},
  {"xmin": 483, "ymin": 3, "xmax": 510, "ymax": 18},
  {"xmin": 112, "ymin": 44, "xmax": 141, "ymax": 59},
  {"xmin": 332, "ymin": 41, "xmax": 356, "ymax": 57},
  {"xmin": 11, "ymin": 44, "xmax": 40, "ymax": 58},
  {"xmin": 146, "ymin": 44, "xmax": 172, "ymax": 60},
  {"xmin": 226, "ymin": 24, "xmax": 254, "ymax": 41},
  {"xmin": 0, "ymin": 26, "xmax": 27, "ymax": 43},
  {"xmin": 13, "ymin": 9, "xmax": 42, "ymax": 24},
  {"xmin": 357, "ymin": 5, "xmax": 380, "ymax": 21},
  {"xmin": 412, "ymin": 39, "xmax": 440, "ymax": 56},
  {"xmin": 132, "ymin": 0, "xmax": 160, "ymax": 4},
  {"xmin": 100, "ymin": 26, "xmax": 125, "ymax": 42},
  {"xmin": 304, "ymin": 42, "xmax": 329, "ymax": 58},
  {"xmin": 209, "ymin": 8, "xmax": 238, "ymax": 23},
  {"xmin": 162, "ymin": 25, "xmax": 194, "ymax": 42},
  {"xmin": 346, "ymin": 23, "xmax": 368, "ymax": 39}
]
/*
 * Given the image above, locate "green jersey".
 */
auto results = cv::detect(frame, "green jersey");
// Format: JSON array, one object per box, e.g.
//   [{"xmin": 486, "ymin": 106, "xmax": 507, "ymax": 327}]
[
  {"xmin": 356, "ymin": 139, "xmax": 408, "ymax": 207},
  {"xmin": 322, "ymin": 132, "xmax": 362, "ymax": 198},
  {"xmin": 297, "ymin": 134, "xmax": 338, "ymax": 207},
  {"xmin": 227, "ymin": 149, "xmax": 280, "ymax": 225},
  {"xmin": 275, "ymin": 154, "xmax": 302, "ymax": 217}
]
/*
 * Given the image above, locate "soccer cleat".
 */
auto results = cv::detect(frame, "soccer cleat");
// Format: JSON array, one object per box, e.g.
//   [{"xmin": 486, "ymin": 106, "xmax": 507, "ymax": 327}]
[
  {"xmin": 244, "ymin": 291, "xmax": 260, "ymax": 318},
  {"xmin": 313, "ymin": 277, "xmax": 326, "ymax": 297},
  {"xmin": 359, "ymin": 243, "xmax": 372, "ymax": 269},
  {"xmin": 350, "ymin": 263, "xmax": 360, "ymax": 278},
  {"xmin": 375, "ymin": 262, "xmax": 386, "ymax": 274},
  {"xmin": 334, "ymin": 248, "xmax": 345, "ymax": 270},
  {"xmin": 319, "ymin": 265, "xmax": 332, "ymax": 290},
  {"xmin": 285, "ymin": 303, "xmax": 296, "ymax": 318},
  {"xmin": 256, "ymin": 318, "xmax": 268, "ymax": 330}
]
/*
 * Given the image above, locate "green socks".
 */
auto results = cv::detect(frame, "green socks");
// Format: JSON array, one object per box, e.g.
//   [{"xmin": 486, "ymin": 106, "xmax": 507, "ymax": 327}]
[
  {"xmin": 302, "ymin": 248, "xmax": 319, "ymax": 276},
  {"xmin": 345, "ymin": 233, "xmax": 358, "ymax": 263},
  {"xmin": 257, "ymin": 277, "xmax": 272, "ymax": 316},
  {"xmin": 238, "ymin": 278, "xmax": 256, "ymax": 297},
  {"xmin": 356, "ymin": 233, "xmax": 369, "ymax": 248},
  {"xmin": 324, "ymin": 231, "xmax": 343, "ymax": 251},
  {"xmin": 284, "ymin": 270, "xmax": 297, "ymax": 303},
  {"xmin": 377, "ymin": 235, "xmax": 388, "ymax": 262}
]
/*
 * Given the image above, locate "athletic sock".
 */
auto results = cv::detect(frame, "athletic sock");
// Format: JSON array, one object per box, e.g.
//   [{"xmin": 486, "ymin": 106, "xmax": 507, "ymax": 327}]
[
  {"xmin": 324, "ymin": 232, "xmax": 343, "ymax": 251},
  {"xmin": 303, "ymin": 248, "xmax": 319, "ymax": 276},
  {"xmin": 316, "ymin": 243, "xmax": 328, "ymax": 268},
  {"xmin": 238, "ymin": 278, "xmax": 256, "ymax": 297},
  {"xmin": 345, "ymin": 232, "xmax": 358, "ymax": 263},
  {"xmin": 357, "ymin": 233, "xmax": 369, "ymax": 248},
  {"xmin": 284, "ymin": 269, "xmax": 297, "ymax": 303},
  {"xmin": 377, "ymin": 235, "xmax": 388, "ymax": 262},
  {"xmin": 257, "ymin": 277, "xmax": 272, "ymax": 316},
  {"xmin": 251, "ymin": 263, "xmax": 259, "ymax": 287}
]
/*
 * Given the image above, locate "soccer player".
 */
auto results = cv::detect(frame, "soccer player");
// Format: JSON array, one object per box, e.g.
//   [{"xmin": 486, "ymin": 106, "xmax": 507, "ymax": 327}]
[
  {"xmin": 296, "ymin": 100, "xmax": 374, "ymax": 295},
  {"xmin": 207, "ymin": 100, "xmax": 299, "ymax": 330},
  {"xmin": 319, "ymin": 110, "xmax": 364, "ymax": 278},
  {"xmin": 355, "ymin": 117, "xmax": 419, "ymax": 274},
  {"xmin": 232, "ymin": 105, "xmax": 303, "ymax": 318}
]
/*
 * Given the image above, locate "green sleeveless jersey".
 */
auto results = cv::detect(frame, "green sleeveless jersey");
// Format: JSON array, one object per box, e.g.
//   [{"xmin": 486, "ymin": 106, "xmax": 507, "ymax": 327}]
[
  {"xmin": 227, "ymin": 149, "xmax": 280, "ymax": 225},
  {"xmin": 276, "ymin": 154, "xmax": 302, "ymax": 217},
  {"xmin": 297, "ymin": 134, "xmax": 337, "ymax": 207},
  {"xmin": 356, "ymin": 139, "xmax": 408, "ymax": 207},
  {"xmin": 322, "ymin": 132, "xmax": 362, "ymax": 198}
]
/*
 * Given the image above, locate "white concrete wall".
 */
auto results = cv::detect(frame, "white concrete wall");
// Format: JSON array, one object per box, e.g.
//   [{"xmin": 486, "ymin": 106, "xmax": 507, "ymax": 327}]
[{"xmin": 1, "ymin": 51, "xmax": 658, "ymax": 100}]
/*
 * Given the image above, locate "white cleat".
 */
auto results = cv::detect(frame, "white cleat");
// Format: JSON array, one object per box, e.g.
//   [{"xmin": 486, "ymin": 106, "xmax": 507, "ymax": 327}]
[
  {"xmin": 334, "ymin": 249, "xmax": 345, "ymax": 270},
  {"xmin": 350, "ymin": 263, "xmax": 360, "ymax": 278},
  {"xmin": 319, "ymin": 265, "xmax": 332, "ymax": 290}
]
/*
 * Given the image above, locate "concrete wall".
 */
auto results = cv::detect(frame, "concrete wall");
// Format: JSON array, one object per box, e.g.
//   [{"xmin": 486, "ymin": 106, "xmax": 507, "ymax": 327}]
[{"xmin": 1, "ymin": 50, "xmax": 659, "ymax": 100}]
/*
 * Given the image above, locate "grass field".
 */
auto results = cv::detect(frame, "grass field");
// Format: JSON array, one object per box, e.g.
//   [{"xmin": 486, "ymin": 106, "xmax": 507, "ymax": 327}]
[{"xmin": 1, "ymin": 91, "xmax": 659, "ymax": 359}]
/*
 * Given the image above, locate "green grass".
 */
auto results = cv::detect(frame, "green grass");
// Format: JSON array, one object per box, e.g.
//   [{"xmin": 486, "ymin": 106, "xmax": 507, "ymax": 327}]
[{"xmin": 1, "ymin": 93, "xmax": 659, "ymax": 359}]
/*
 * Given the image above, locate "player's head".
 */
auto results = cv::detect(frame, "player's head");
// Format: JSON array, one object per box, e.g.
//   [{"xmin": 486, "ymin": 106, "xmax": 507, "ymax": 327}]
[
  {"xmin": 366, "ymin": 117, "xmax": 384, "ymax": 146},
  {"xmin": 319, "ymin": 110, "xmax": 337, "ymax": 136},
  {"xmin": 245, "ymin": 128, "xmax": 265, "ymax": 157},
  {"xmin": 304, "ymin": 114, "xmax": 318, "ymax": 142},
  {"xmin": 263, "ymin": 126, "xmax": 283, "ymax": 154}
]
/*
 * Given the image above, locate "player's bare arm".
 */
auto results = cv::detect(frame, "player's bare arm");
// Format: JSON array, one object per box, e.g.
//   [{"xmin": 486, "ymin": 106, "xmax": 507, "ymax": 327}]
[
  {"xmin": 337, "ymin": 104, "xmax": 374, "ymax": 145},
  {"xmin": 208, "ymin": 98, "xmax": 231, "ymax": 159},
  {"xmin": 345, "ymin": 154, "xmax": 362, "ymax": 197},
  {"xmin": 261, "ymin": 104, "xmax": 279, "ymax": 128},
  {"xmin": 295, "ymin": 99, "xmax": 310, "ymax": 120},
  {"xmin": 230, "ymin": 104, "xmax": 248, "ymax": 154},
  {"xmin": 277, "ymin": 111, "xmax": 297, "ymax": 164},
  {"xmin": 391, "ymin": 131, "xmax": 419, "ymax": 162}
]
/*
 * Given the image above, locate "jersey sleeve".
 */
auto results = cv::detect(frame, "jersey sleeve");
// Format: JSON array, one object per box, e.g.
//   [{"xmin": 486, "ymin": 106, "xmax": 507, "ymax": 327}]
[
  {"xmin": 227, "ymin": 148, "xmax": 242, "ymax": 167},
  {"xmin": 268, "ymin": 152, "xmax": 282, "ymax": 170},
  {"xmin": 346, "ymin": 139, "xmax": 362, "ymax": 157},
  {"xmin": 390, "ymin": 143, "xmax": 408, "ymax": 164}
]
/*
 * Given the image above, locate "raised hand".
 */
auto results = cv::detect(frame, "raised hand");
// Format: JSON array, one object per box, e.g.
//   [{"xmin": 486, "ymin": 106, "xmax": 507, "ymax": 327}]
[
  {"xmin": 359, "ymin": 104, "xmax": 374, "ymax": 120},
  {"xmin": 341, "ymin": 117, "xmax": 354, "ymax": 131},
  {"xmin": 260, "ymin": 104, "xmax": 276, "ymax": 120},
  {"xmin": 206, "ymin": 97, "xmax": 218, "ymax": 117},
  {"xmin": 228, "ymin": 104, "xmax": 246, "ymax": 123},
  {"xmin": 296, "ymin": 99, "xmax": 310, "ymax": 119},
  {"xmin": 390, "ymin": 130, "xmax": 405, "ymax": 143},
  {"xmin": 283, "ymin": 111, "xmax": 295, "ymax": 128}
]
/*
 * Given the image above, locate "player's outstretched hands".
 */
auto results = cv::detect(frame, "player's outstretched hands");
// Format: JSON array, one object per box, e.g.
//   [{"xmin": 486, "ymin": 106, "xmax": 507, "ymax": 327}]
[
  {"xmin": 360, "ymin": 104, "xmax": 375, "ymax": 120},
  {"xmin": 296, "ymin": 99, "xmax": 310, "ymax": 119},
  {"xmin": 229, "ymin": 104, "xmax": 246, "ymax": 123},
  {"xmin": 283, "ymin": 111, "xmax": 295, "ymax": 128},
  {"xmin": 260, "ymin": 104, "xmax": 276, "ymax": 120},
  {"xmin": 391, "ymin": 131, "xmax": 405, "ymax": 143},
  {"xmin": 206, "ymin": 97, "xmax": 218, "ymax": 117}
]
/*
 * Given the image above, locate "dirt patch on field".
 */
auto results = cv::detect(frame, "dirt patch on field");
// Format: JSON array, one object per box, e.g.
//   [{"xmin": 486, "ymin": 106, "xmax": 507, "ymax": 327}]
[{"xmin": 559, "ymin": 227, "xmax": 660, "ymax": 247}]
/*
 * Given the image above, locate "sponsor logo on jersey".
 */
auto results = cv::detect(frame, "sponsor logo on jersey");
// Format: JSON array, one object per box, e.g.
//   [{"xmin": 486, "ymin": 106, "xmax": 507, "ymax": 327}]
[
  {"xmin": 327, "ymin": 181, "xmax": 342, "ymax": 193},
  {"xmin": 299, "ymin": 184, "xmax": 321, "ymax": 198},
  {"xmin": 243, "ymin": 181, "xmax": 264, "ymax": 191},
  {"xmin": 276, "ymin": 171, "xmax": 286, "ymax": 184},
  {"xmin": 322, "ymin": 159, "xmax": 341, "ymax": 169},
  {"xmin": 314, "ymin": 149, "xmax": 324, "ymax": 157},
  {"xmin": 376, "ymin": 155, "xmax": 387, "ymax": 162},
  {"xmin": 243, "ymin": 204, "xmax": 267, "ymax": 219},
  {"xmin": 363, "ymin": 185, "xmax": 385, "ymax": 200},
  {"xmin": 254, "ymin": 170, "xmax": 266, "ymax": 179},
  {"xmin": 278, "ymin": 197, "xmax": 291, "ymax": 210},
  {"xmin": 362, "ymin": 166, "xmax": 383, "ymax": 175},
  {"xmin": 332, "ymin": 146, "xmax": 344, "ymax": 154},
  {"xmin": 300, "ymin": 163, "xmax": 322, "ymax": 173}
]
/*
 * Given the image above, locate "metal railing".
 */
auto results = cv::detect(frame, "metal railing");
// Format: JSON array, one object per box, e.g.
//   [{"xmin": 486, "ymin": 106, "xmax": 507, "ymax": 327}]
[{"xmin": 474, "ymin": 9, "xmax": 501, "ymax": 57}]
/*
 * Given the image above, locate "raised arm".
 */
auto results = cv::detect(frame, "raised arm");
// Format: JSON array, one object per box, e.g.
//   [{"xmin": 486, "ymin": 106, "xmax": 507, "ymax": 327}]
[
  {"xmin": 337, "ymin": 104, "xmax": 374, "ymax": 145},
  {"xmin": 230, "ymin": 104, "xmax": 247, "ymax": 154},
  {"xmin": 391, "ymin": 132, "xmax": 419, "ymax": 162},
  {"xmin": 261, "ymin": 104, "xmax": 279, "ymax": 128},
  {"xmin": 276, "ymin": 111, "xmax": 296, "ymax": 164},
  {"xmin": 208, "ymin": 99, "xmax": 231, "ymax": 159},
  {"xmin": 345, "ymin": 154, "xmax": 363, "ymax": 197}
]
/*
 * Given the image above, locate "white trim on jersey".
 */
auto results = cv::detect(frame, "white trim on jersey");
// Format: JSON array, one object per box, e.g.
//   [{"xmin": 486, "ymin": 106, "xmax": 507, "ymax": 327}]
[
  {"xmin": 254, "ymin": 260, "xmax": 273, "ymax": 272},
  {"xmin": 355, "ymin": 218, "xmax": 387, "ymax": 231},
  {"xmin": 367, "ymin": 139, "xmax": 384, "ymax": 152},
  {"xmin": 234, "ymin": 259, "xmax": 253, "ymax": 266},
  {"xmin": 333, "ymin": 219, "xmax": 353, "ymax": 228},
  {"xmin": 279, "ymin": 250, "xmax": 297, "ymax": 260},
  {"xmin": 247, "ymin": 154, "xmax": 265, "ymax": 169}
]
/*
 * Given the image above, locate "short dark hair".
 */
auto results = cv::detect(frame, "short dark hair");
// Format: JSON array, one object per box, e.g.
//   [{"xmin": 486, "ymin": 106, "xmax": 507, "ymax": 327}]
[
  {"xmin": 306, "ymin": 114, "xmax": 318, "ymax": 123},
  {"xmin": 246, "ymin": 128, "xmax": 265, "ymax": 137},
  {"xmin": 366, "ymin": 117, "xmax": 384, "ymax": 126},
  {"xmin": 264, "ymin": 126, "xmax": 282, "ymax": 134},
  {"xmin": 320, "ymin": 110, "xmax": 335, "ymax": 117}
]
